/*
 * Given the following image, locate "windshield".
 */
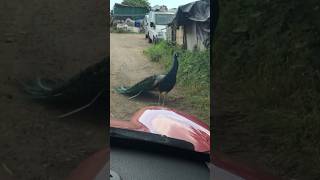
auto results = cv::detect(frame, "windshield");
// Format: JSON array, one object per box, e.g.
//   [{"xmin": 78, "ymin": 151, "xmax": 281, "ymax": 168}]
[{"xmin": 155, "ymin": 14, "xmax": 175, "ymax": 25}]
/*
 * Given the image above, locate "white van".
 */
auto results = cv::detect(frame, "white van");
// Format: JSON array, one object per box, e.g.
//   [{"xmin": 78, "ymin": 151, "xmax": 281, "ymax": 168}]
[{"xmin": 145, "ymin": 11, "xmax": 175, "ymax": 43}]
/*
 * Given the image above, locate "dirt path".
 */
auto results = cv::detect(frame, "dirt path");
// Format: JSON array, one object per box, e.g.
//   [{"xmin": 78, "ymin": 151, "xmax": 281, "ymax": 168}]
[
  {"xmin": 0, "ymin": 1, "xmax": 107, "ymax": 179},
  {"xmin": 110, "ymin": 33, "xmax": 164, "ymax": 120}
]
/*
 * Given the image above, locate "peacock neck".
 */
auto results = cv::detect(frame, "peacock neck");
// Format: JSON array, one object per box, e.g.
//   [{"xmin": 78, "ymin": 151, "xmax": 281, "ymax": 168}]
[{"xmin": 167, "ymin": 57, "xmax": 178, "ymax": 77}]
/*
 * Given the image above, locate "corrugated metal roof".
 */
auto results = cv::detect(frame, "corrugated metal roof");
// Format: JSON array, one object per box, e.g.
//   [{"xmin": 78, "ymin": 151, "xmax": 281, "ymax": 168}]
[
  {"xmin": 112, "ymin": 3, "xmax": 149, "ymax": 20},
  {"xmin": 114, "ymin": 3, "xmax": 147, "ymax": 8},
  {"xmin": 113, "ymin": 3, "xmax": 149, "ymax": 17}
]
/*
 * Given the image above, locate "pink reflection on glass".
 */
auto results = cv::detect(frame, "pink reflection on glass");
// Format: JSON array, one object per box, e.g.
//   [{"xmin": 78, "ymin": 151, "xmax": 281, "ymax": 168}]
[{"xmin": 137, "ymin": 108, "xmax": 210, "ymax": 152}]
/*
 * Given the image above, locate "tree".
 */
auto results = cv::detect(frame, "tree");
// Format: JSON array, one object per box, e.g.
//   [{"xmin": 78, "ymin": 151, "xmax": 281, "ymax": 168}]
[{"xmin": 121, "ymin": 0, "xmax": 150, "ymax": 8}]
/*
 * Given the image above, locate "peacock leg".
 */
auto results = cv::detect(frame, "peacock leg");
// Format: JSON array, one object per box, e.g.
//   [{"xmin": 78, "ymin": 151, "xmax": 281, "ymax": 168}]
[
  {"xmin": 158, "ymin": 92, "xmax": 161, "ymax": 105},
  {"xmin": 162, "ymin": 93, "xmax": 166, "ymax": 106}
]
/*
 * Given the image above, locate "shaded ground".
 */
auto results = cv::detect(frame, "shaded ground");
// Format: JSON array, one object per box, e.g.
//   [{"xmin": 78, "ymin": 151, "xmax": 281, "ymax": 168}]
[
  {"xmin": 110, "ymin": 33, "xmax": 208, "ymax": 124},
  {"xmin": 0, "ymin": 0, "xmax": 107, "ymax": 179}
]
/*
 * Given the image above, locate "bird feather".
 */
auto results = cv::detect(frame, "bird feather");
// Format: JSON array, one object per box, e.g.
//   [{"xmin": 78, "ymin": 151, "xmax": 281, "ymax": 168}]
[
  {"xmin": 115, "ymin": 75, "xmax": 163, "ymax": 95},
  {"xmin": 22, "ymin": 57, "xmax": 108, "ymax": 104}
]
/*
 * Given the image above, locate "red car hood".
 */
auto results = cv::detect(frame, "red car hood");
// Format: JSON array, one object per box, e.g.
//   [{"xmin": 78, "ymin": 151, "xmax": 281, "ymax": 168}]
[
  {"xmin": 67, "ymin": 106, "xmax": 281, "ymax": 180},
  {"xmin": 110, "ymin": 106, "xmax": 210, "ymax": 153}
]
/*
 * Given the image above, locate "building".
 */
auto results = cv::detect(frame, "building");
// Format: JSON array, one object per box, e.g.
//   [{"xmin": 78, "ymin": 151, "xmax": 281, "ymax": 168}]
[
  {"xmin": 166, "ymin": 0, "xmax": 210, "ymax": 51},
  {"xmin": 111, "ymin": 3, "xmax": 149, "ymax": 21}
]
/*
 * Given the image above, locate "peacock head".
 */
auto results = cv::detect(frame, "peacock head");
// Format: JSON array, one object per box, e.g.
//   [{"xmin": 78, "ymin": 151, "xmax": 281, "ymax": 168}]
[
  {"xmin": 173, "ymin": 52, "xmax": 179, "ymax": 60},
  {"xmin": 172, "ymin": 52, "xmax": 179, "ymax": 70}
]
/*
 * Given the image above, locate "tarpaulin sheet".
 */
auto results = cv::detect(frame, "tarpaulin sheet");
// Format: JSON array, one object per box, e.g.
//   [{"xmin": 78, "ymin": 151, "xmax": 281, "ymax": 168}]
[
  {"xmin": 175, "ymin": 0, "xmax": 210, "ymax": 25},
  {"xmin": 174, "ymin": 0, "xmax": 211, "ymax": 48}
]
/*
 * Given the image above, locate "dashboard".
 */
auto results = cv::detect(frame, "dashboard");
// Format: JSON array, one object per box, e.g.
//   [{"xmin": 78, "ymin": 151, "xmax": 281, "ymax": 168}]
[
  {"xmin": 108, "ymin": 128, "xmax": 210, "ymax": 180},
  {"xmin": 110, "ymin": 146, "xmax": 209, "ymax": 180}
]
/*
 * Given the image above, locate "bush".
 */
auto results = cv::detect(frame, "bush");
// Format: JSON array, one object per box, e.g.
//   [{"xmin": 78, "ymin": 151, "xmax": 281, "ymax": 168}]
[{"xmin": 144, "ymin": 41, "xmax": 175, "ymax": 62}]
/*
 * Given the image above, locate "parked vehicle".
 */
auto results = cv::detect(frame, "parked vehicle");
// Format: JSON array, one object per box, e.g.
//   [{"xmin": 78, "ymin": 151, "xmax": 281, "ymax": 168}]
[
  {"xmin": 142, "ymin": 15, "xmax": 149, "ymax": 36},
  {"xmin": 145, "ymin": 11, "xmax": 175, "ymax": 43}
]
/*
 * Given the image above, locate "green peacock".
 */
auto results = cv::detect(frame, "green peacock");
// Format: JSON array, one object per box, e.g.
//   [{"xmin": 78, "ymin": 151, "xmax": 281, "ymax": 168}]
[
  {"xmin": 116, "ymin": 53, "xmax": 179, "ymax": 105},
  {"xmin": 22, "ymin": 57, "xmax": 108, "ymax": 118}
]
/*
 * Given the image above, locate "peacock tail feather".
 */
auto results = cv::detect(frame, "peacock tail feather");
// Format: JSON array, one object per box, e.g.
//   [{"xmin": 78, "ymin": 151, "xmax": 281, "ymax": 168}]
[
  {"xmin": 115, "ymin": 75, "xmax": 159, "ymax": 95},
  {"xmin": 22, "ymin": 57, "xmax": 108, "ymax": 104}
]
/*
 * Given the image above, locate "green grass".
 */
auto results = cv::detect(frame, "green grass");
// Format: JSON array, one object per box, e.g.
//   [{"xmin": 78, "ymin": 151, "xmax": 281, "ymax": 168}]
[{"xmin": 144, "ymin": 41, "xmax": 210, "ymax": 124}]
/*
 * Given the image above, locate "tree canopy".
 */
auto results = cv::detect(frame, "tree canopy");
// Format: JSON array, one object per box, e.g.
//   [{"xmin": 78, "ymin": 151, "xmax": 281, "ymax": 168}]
[{"xmin": 121, "ymin": 0, "xmax": 150, "ymax": 8}]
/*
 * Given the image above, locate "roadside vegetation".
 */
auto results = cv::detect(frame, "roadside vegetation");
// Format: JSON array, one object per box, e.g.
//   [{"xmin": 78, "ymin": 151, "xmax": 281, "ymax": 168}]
[
  {"xmin": 213, "ymin": 0, "xmax": 320, "ymax": 179},
  {"xmin": 144, "ymin": 41, "xmax": 210, "ymax": 124},
  {"xmin": 110, "ymin": 27, "xmax": 143, "ymax": 34}
]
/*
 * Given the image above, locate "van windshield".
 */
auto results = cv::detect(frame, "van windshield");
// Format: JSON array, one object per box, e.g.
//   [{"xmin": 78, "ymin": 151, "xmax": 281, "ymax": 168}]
[{"xmin": 155, "ymin": 14, "xmax": 175, "ymax": 25}]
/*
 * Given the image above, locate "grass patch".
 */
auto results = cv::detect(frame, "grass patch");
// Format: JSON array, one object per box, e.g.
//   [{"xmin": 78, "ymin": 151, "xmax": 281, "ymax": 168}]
[{"xmin": 144, "ymin": 41, "xmax": 210, "ymax": 124}]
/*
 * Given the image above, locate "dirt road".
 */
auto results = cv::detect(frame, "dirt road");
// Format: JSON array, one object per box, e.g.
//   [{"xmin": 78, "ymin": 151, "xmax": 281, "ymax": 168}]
[
  {"xmin": 110, "ymin": 33, "xmax": 164, "ymax": 120},
  {"xmin": 0, "ymin": 0, "xmax": 107, "ymax": 179}
]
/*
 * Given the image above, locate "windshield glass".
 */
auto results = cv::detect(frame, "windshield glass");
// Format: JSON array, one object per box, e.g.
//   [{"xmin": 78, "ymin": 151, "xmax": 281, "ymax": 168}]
[{"xmin": 155, "ymin": 14, "xmax": 175, "ymax": 25}]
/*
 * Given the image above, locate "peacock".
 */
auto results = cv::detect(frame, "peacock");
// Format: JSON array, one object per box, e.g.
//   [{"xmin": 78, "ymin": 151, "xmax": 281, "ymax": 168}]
[
  {"xmin": 22, "ymin": 57, "xmax": 108, "ymax": 118},
  {"xmin": 116, "ymin": 53, "xmax": 179, "ymax": 105}
]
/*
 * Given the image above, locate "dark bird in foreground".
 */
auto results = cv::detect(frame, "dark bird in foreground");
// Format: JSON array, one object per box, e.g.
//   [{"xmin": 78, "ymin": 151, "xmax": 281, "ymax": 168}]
[
  {"xmin": 116, "ymin": 53, "xmax": 179, "ymax": 105},
  {"xmin": 22, "ymin": 57, "xmax": 108, "ymax": 118}
]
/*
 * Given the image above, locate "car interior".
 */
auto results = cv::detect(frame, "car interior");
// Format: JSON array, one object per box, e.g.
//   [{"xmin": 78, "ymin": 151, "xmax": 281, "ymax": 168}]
[{"xmin": 107, "ymin": 128, "xmax": 210, "ymax": 180}]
